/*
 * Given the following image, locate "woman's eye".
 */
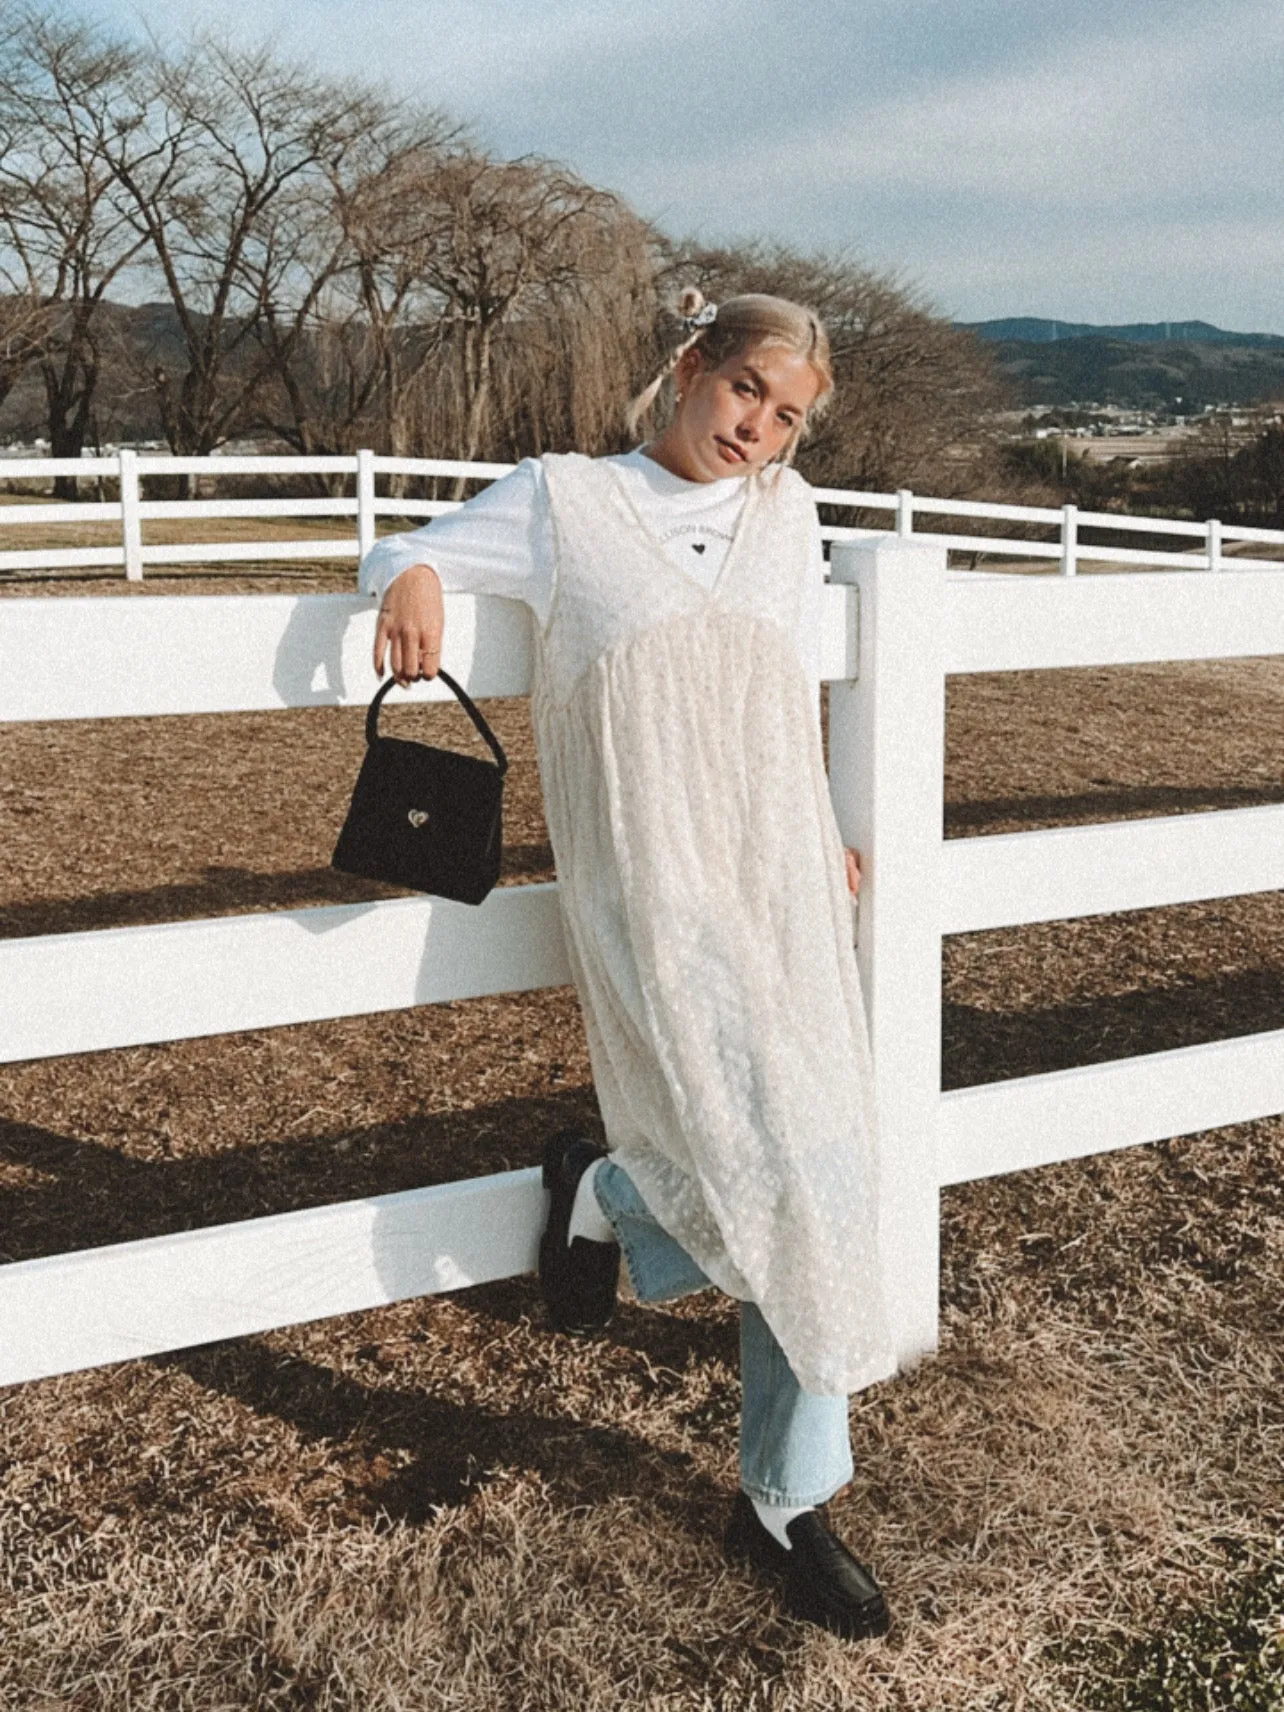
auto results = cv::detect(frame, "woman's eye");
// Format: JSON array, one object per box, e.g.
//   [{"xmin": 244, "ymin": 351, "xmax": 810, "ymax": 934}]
[{"xmin": 734, "ymin": 380, "xmax": 756, "ymax": 396}]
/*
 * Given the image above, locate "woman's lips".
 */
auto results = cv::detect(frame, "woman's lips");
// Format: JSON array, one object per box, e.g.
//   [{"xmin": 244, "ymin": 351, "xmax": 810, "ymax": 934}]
[{"xmin": 715, "ymin": 437, "xmax": 746, "ymax": 462}]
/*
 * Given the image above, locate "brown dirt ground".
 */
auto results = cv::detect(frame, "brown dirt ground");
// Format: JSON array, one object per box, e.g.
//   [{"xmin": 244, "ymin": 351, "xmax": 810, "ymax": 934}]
[{"xmin": 1, "ymin": 583, "xmax": 1282, "ymax": 1708}]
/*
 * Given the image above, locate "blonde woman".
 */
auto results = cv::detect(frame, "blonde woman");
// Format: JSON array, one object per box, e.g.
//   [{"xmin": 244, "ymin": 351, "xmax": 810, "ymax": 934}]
[{"xmin": 359, "ymin": 293, "xmax": 894, "ymax": 1641}]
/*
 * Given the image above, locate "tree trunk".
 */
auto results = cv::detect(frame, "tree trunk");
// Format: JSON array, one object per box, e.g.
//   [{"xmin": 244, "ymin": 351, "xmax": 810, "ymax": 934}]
[
  {"xmin": 452, "ymin": 320, "xmax": 494, "ymax": 499},
  {"xmin": 42, "ymin": 342, "xmax": 100, "ymax": 500}
]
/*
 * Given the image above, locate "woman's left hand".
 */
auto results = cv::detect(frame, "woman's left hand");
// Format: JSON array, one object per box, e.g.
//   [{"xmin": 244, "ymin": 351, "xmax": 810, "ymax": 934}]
[{"xmin": 844, "ymin": 848, "xmax": 861, "ymax": 896}]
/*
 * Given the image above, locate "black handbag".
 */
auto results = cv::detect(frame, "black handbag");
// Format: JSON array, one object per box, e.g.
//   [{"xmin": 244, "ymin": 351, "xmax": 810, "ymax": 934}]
[{"xmin": 331, "ymin": 669, "xmax": 508, "ymax": 905}]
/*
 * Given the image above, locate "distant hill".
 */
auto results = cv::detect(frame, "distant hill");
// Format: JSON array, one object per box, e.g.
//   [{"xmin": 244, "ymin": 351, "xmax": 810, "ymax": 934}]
[
  {"xmin": 957, "ymin": 321, "xmax": 1284, "ymax": 409},
  {"xmin": 960, "ymin": 317, "xmax": 1284, "ymax": 348}
]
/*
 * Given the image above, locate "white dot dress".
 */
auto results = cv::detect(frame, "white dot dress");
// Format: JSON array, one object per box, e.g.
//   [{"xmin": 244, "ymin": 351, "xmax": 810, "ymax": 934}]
[{"xmin": 531, "ymin": 453, "xmax": 894, "ymax": 1396}]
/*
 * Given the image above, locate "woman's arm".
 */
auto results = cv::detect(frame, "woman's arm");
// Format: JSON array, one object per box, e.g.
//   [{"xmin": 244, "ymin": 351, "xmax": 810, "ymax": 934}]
[{"xmin": 357, "ymin": 458, "xmax": 553, "ymax": 684}]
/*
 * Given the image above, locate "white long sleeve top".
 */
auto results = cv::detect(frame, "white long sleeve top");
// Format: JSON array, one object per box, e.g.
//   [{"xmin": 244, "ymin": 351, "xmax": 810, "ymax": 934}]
[{"xmin": 357, "ymin": 447, "xmax": 828, "ymax": 692}]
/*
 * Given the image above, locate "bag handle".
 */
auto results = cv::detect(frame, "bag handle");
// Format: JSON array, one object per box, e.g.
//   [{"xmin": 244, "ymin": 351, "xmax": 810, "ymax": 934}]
[{"xmin": 366, "ymin": 669, "xmax": 509, "ymax": 775}]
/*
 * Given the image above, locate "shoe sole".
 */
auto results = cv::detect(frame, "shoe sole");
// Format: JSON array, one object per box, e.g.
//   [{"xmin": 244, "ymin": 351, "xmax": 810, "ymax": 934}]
[{"xmin": 783, "ymin": 1583, "xmax": 890, "ymax": 1640}]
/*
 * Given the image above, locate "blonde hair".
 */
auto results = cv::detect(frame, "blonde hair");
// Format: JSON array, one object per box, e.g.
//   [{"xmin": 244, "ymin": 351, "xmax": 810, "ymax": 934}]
[{"xmin": 626, "ymin": 288, "xmax": 834, "ymax": 456}]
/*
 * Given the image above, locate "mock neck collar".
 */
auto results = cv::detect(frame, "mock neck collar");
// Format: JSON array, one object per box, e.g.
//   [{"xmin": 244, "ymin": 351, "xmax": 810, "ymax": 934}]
[{"xmin": 618, "ymin": 444, "xmax": 746, "ymax": 498}]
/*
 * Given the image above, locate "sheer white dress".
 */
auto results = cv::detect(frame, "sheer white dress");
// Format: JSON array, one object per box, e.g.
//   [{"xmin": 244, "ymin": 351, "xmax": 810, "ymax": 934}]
[{"xmin": 363, "ymin": 449, "xmax": 894, "ymax": 1396}]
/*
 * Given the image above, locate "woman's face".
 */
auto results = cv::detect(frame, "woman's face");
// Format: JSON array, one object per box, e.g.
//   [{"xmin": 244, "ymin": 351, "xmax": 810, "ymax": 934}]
[{"xmin": 652, "ymin": 342, "xmax": 823, "ymax": 483}]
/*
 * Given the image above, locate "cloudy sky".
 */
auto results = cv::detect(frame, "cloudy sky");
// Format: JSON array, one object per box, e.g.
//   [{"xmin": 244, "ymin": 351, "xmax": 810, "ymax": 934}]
[{"xmin": 87, "ymin": 0, "xmax": 1284, "ymax": 331}]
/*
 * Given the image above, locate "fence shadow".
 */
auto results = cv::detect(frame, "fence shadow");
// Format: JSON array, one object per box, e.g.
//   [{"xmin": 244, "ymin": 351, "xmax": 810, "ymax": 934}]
[
  {"xmin": 945, "ymin": 779, "xmax": 1284, "ymax": 836},
  {"xmin": 0, "ymin": 865, "xmax": 389, "ymax": 939},
  {"xmin": 0, "ymin": 851, "xmax": 556, "ymax": 939},
  {"xmin": 271, "ymin": 593, "xmax": 356, "ymax": 706},
  {"xmin": 9, "ymin": 958, "xmax": 1284, "ymax": 1256},
  {"xmin": 943, "ymin": 962, "xmax": 1284, "ymax": 1088},
  {"xmin": 0, "ymin": 1086, "xmax": 600, "ymax": 1265},
  {"xmin": 153, "ymin": 1326, "xmax": 725, "ymax": 1533}
]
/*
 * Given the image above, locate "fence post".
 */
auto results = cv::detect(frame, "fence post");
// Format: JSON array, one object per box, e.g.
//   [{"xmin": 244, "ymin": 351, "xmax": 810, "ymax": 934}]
[
  {"xmin": 828, "ymin": 536, "xmax": 946, "ymax": 1367},
  {"xmin": 119, "ymin": 447, "xmax": 143, "ymax": 582},
  {"xmin": 1060, "ymin": 502, "xmax": 1078, "ymax": 576},
  {"xmin": 356, "ymin": 448, "xmax": 376, "ymax": 564},
  {"xmin": 896, "ymin": 487, "xmax": 914, "ymax": 538},
  {"xmin": 1206, "ymin": 517, "xmax": 1223, "ymax": 573}
]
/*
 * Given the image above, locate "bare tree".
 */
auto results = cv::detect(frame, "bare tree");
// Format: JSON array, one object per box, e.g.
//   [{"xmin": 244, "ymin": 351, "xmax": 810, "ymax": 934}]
[
  {"xmin": 254, "ymin": 120, "xmax": 460, "ymax": 463},
  {"xmin": 404, "ymin": 153, "xmax": 653, "ymax": 486},
  {"xmin": 2, "ymin": 15, "xmax": 1002, "ymax": 510},
  {"xmin": 0, "ymin": 11, "xmax": 148, "ymax": 488},
  {"xmin": 231, "ymin": 153, "xmax": 355, "ymax": 461},
  {"xmin": 96, "ymin": 36, "xmax": 379, "ymax": 476},
  {"xmin": 471, "ymin": 199, "xmax": 660, "ymax": 462},
  {"xmin": 0, "ymin": 289, "xmax": 45, "ymax": 423},
  {"xmin": 1154, "ymin": 421, "xmax": 1284, "ymax": 528},
  {"xmin": 277, "ymin": 144, "xmax": 655, "ymax": 483}
]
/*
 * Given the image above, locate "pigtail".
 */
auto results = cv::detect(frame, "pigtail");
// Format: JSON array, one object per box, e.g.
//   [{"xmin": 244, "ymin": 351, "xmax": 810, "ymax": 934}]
[{"xmin": 625, "ymin": 288, "xmax": 716, "ymax": 439}]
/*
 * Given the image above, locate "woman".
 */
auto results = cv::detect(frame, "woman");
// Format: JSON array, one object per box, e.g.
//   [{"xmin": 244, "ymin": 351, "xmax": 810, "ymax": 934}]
[{"xmin": 360, "ymin": 292, "xmax": 894, "ymax": 1640}]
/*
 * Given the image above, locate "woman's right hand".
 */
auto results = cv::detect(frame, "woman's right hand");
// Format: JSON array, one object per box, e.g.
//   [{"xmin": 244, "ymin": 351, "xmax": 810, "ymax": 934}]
[{"xmin": 373, "ymin": 563, "xmax": 445, "ymax": 685}]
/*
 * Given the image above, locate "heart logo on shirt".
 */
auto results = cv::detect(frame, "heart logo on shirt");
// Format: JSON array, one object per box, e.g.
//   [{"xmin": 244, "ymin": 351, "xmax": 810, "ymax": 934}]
[{"xmin": 691, "ymin": 542, "xmax": 706, "ymax": 554}]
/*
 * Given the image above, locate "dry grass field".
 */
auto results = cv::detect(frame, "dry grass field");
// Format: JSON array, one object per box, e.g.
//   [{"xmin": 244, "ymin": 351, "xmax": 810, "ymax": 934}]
[{"xmin": 1, "ymin": 559, "xmax": 1282, "ymax": 1708}]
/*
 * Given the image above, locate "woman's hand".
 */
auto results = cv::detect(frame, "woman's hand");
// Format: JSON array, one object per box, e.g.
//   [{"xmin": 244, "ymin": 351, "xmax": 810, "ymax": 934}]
[
  {"xmin": 844, "ymin": 848, "xmax": 861, "ymax": 896},
  {"xmin": 373, "ymin": 563, "xmax": 444, "ymax": 685}
]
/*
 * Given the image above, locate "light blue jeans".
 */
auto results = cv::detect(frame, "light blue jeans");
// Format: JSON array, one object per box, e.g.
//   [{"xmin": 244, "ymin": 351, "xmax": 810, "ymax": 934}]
[{"xmin": 593, "ymin": 1157, "xmax": 853, "ymax": 1507}]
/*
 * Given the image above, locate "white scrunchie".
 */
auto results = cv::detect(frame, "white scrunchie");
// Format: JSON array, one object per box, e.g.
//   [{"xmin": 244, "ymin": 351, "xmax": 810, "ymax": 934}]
[{"xmin": 681, "ymin": 300, "xmax": 717, "ymax": 334}]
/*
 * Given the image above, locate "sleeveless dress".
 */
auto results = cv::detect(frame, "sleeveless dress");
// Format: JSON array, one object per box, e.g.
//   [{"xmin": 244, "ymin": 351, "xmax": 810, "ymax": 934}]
[{"xmin": 531, "ymin": 453, "xmax": 893, "ymax": 1397}]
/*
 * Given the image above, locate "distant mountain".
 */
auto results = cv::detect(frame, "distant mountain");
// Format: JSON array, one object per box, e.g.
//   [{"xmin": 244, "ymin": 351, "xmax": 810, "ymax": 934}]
[
  {"xmin": 959, "ymin": 317, "xmax": 1284, "ymax": 348},
  {"xmin": 956, "ymin": 321, "xmax": 1284, "ymax": 410}
]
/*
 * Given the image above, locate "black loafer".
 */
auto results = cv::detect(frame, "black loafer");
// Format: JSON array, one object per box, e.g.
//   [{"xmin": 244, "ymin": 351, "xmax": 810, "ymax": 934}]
[
  {"xmin": 538, "ymin": 1130, "xmax": 620, "ymax": 1335},
  {"xmin": 724, "ymin": 1491, "xmax": 890, "ymax": 1641}
]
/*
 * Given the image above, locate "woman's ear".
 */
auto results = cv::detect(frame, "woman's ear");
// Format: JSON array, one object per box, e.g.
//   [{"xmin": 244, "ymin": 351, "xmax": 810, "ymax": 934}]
[{"xmin": 673, "ymin": 344, "xmax": 706, "ymax": 398}]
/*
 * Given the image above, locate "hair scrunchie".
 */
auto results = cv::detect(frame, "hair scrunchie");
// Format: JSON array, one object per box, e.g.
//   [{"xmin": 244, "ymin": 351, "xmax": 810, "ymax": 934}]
[{"xmin": 677, "ymin": 286, "xmax": 718, "ymax": 334}]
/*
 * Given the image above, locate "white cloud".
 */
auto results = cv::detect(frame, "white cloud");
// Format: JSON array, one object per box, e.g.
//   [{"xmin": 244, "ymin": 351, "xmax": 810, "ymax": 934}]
[
  {"xmin": 628, "ymin": 3, "xmax": 1280, "ymax": 211},
  {"xmin": 79, "ymin": 0, "xmax": 1284, "ymax": 326}
]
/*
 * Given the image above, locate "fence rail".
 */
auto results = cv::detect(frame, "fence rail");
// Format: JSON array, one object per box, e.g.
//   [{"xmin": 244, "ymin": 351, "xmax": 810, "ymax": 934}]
[
  {"xmin": 0, "ymin": 885, "xmax": 570, "ymax": 1065},
  {"xmin": 2, "ymin": 466, "xmax": 1282, "ymax": 1389},
  {"xmin": 4, "ymin": 451, "xmax": 1283, "ymax": 580}
]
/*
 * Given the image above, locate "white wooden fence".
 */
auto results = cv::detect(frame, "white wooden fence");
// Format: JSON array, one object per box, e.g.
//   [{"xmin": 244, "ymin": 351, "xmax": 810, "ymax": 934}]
[
  {"xmin": 4, "ymin": 456, "xmax": 1284, "ymax": 1388},
  {"xmin": 4, "ymin": 449, "xmax": 1284, "ymax": 578}
]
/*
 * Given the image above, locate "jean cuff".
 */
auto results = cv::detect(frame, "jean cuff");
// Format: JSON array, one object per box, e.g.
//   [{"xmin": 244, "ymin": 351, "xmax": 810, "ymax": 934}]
[{"xmin": 738, "ymin": 1470, "xmax": 852, "ymax": 1508}]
